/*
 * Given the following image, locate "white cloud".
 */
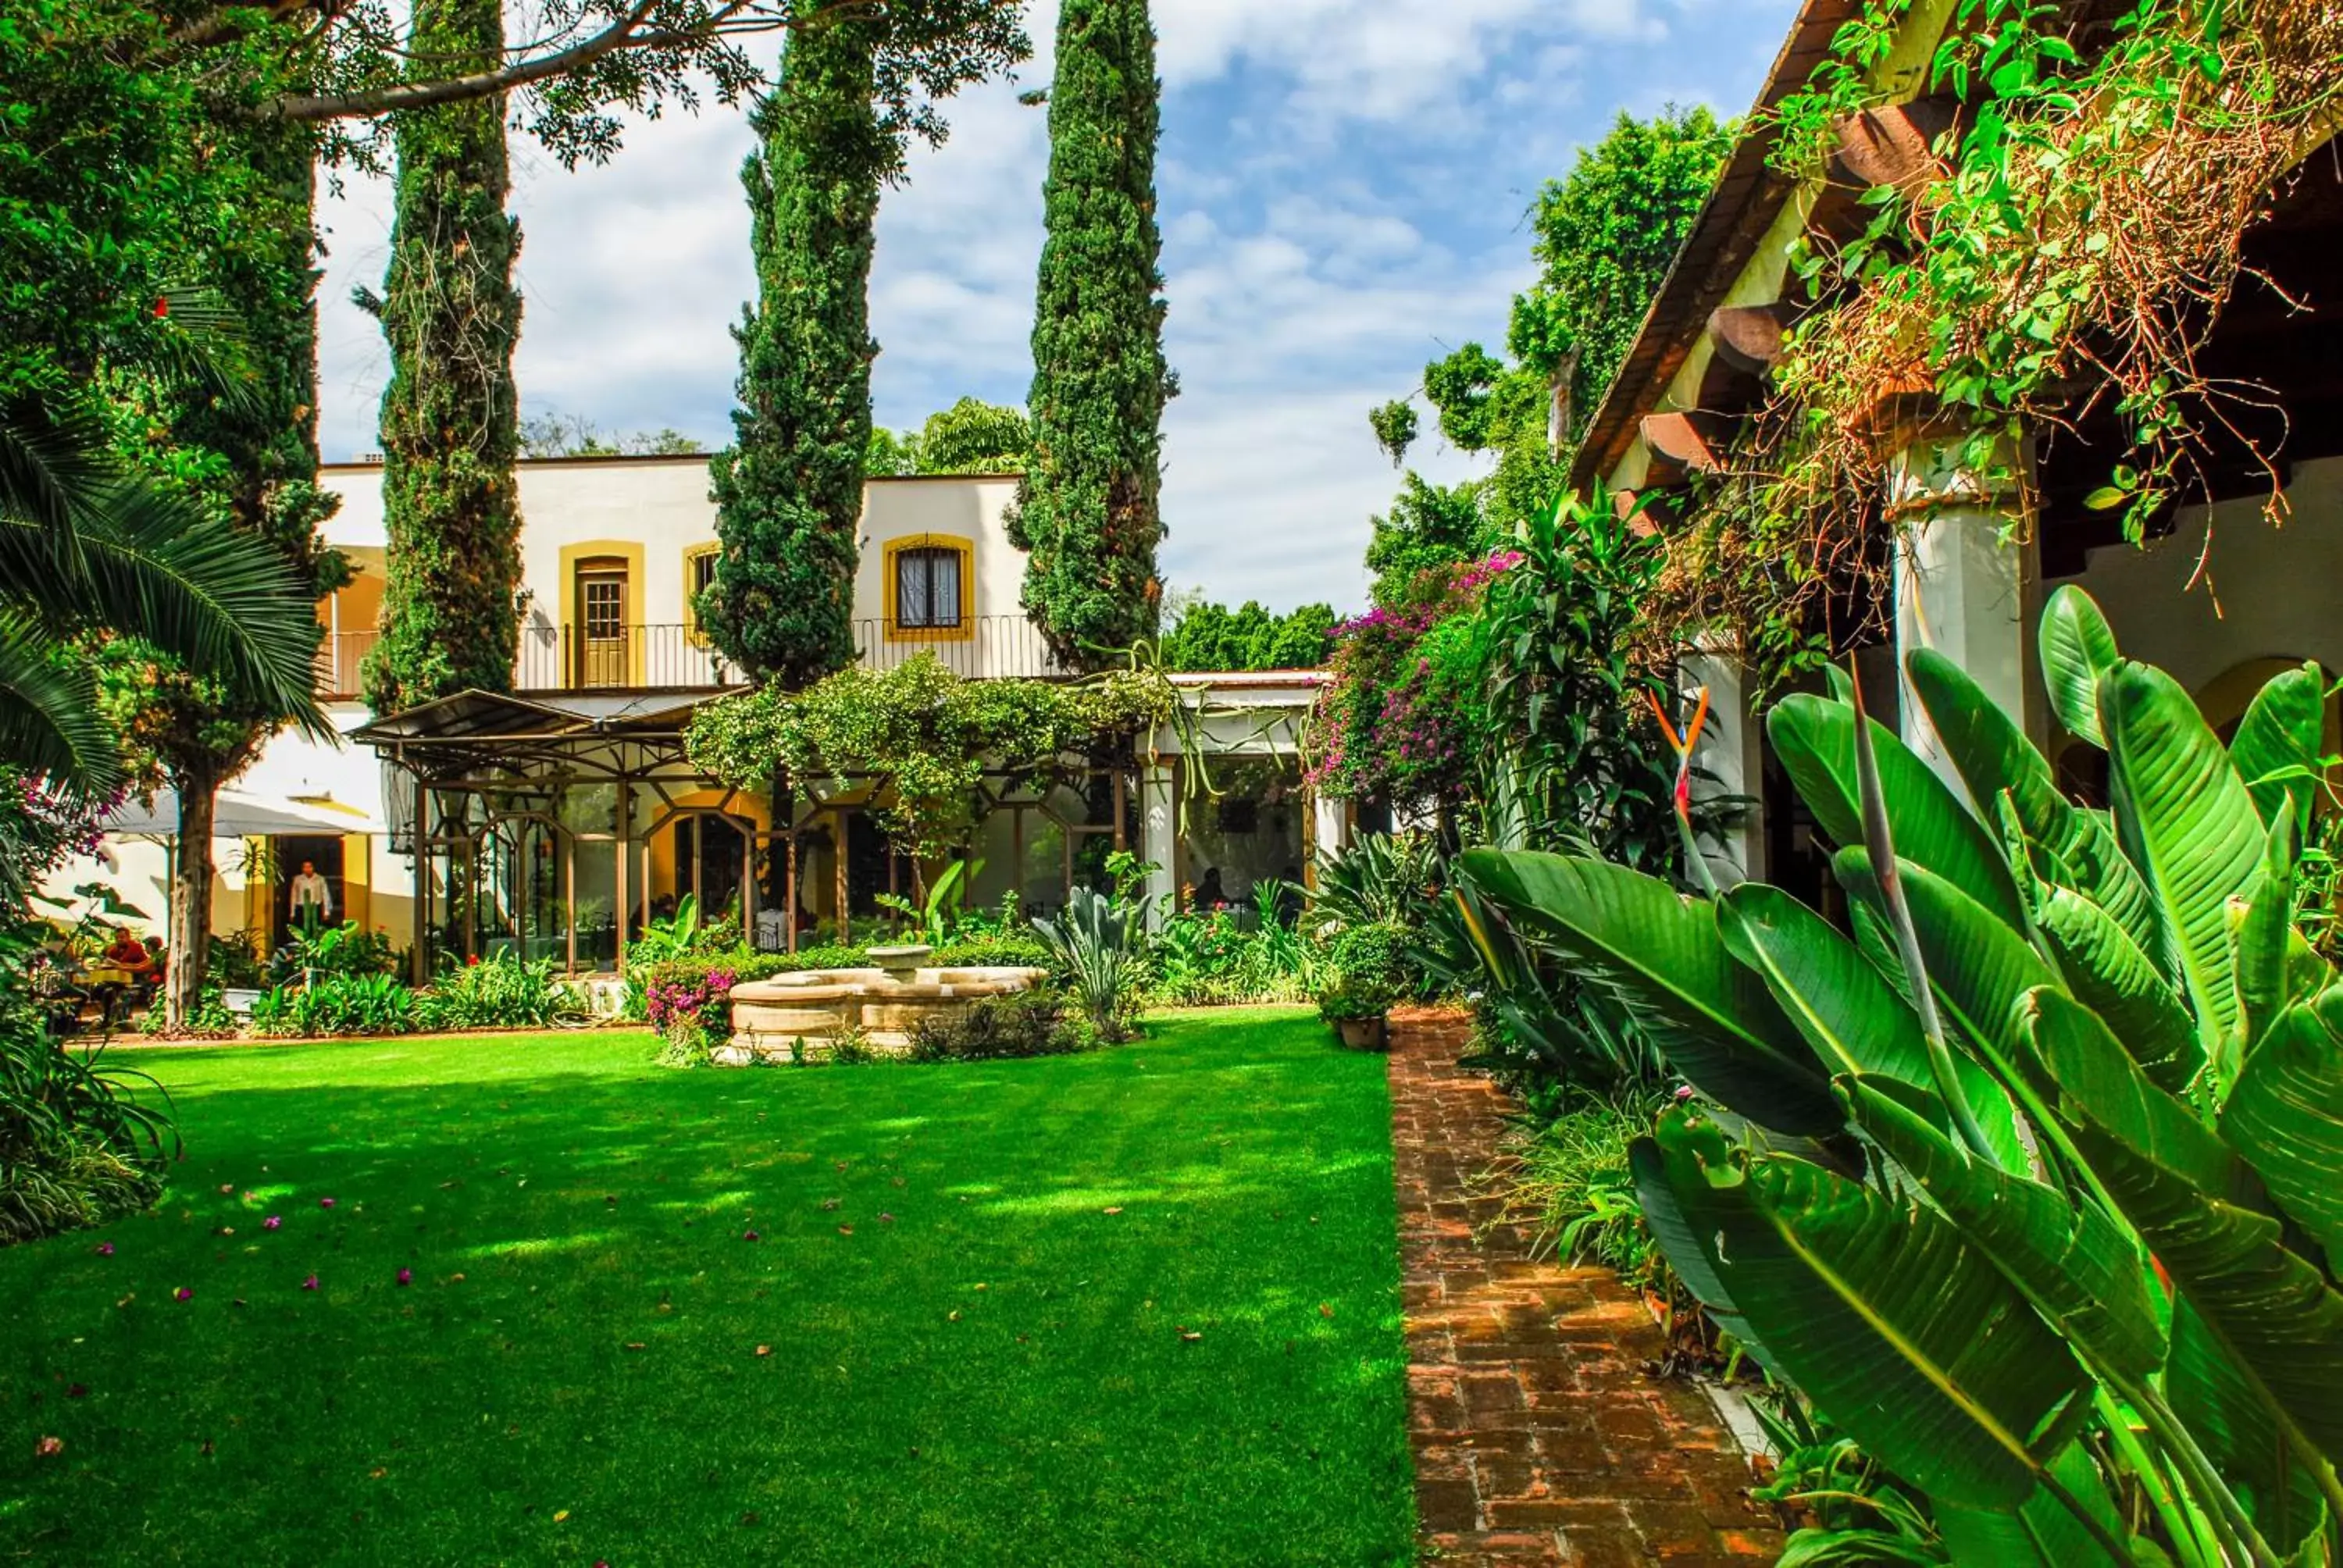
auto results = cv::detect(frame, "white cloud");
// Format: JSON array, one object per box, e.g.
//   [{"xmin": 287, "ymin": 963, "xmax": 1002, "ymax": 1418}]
[{"xmin": 312, "ymin": 0, "xmax": 1800, "ymax": 610}]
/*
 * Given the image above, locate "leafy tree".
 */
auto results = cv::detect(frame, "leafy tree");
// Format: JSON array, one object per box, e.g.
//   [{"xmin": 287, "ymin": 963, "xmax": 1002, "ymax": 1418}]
[
  {"xmin": 1363, "ymin": 476, "xmax": 1491, "ymax": 608},
  {"xmin": 866, "ymin": 425, "xmax": 925, "ymax": 476},
  {"xmin": 1011, "ymin": 0, "xmax": 1174, "ymax": 668},
  {"xmin": 96, "ymin": 117, "xmax": 349, "ymax": 1027},
  {"xmin": 705, "ymin": 7, "xmax": 1022, "ymax": 687},
  {"xmin": 917, "ymin": 397, "xmax": 1029, "ymax": 474},
  {"xmin": 1160, "ymin": 600, "xmax": 1336, "ymax": 672},
  {"xmin": 521, "ymin": 411, "xmax": 704, "ymax": 457},
  {"xmin": 361, "ymin": 0, "xmax": 525, "ymax": 713},
  {"xmin": 1411, "ymin": 106, "xmax": 1733, "ymax": 534},
  {"xmin": 701, "ymin": 14, "xmax": 891, "ymax": 687},
  {"xmin": 1368, "ymin": 399, "xmax": 1418, "ymax": 467}
]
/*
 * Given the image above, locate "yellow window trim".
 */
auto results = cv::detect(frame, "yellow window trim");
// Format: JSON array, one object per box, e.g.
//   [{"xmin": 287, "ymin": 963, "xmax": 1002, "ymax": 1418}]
[
  {"xmin": 683, "ymin": 542, "xmax": 720, "ymax": 648},
  {"xmin": 882, "ymin": 533, "xmax": 975, "ymax": 643},
  {"xmin": 557, "ymin": 540, "xmax": 649, "ymax": 688}
]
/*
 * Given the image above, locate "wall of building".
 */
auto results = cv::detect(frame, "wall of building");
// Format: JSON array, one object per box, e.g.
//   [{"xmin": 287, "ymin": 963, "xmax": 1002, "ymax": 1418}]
[
  {"xmin": 2063, "ymin": 454, "xmax": 2343, "ymax": 720},
  {"xmin": 320, "ymin": 460, "xmax": 1024, "ymax": 659}
]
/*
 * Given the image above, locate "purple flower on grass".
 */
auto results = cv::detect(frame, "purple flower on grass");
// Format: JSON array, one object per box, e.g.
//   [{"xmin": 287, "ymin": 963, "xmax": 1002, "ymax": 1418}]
[
  {"xmin": 301, "ymin": 1274, "xmax": 319, "ymax": 1291},
  {"xmin": 174, "ymin": 1287, "xmax": 193, "ymax": 1303},
  {"xmin": 742, "ymin": 1229, "xmax": 760, "ymax": 1243},
  {"xmin": 319, "ymin": 1197, "xmax": 336, "ymax": 1210},
  {"xmin": 262, "ymin": 1216, "xmax": 281, "ymax": 1231},
  {"xmin": 396, "ymin": 1269, "xmax": 412, "ymax": 1286},
  {"xmin": 95, "ymin": 1242, "xmax": 114, "ymax": 1256}
]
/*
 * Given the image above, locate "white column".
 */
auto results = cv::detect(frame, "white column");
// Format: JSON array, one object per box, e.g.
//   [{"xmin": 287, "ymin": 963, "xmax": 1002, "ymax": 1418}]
[
  {"xmin": 1682, "ymin": 646, "xmax": 1762, "ymax": 887},
  {"xmin": 1311, "ymin": 790, "xmax": 1349, "ymax": 867},
  {"xmin": 1140, "ymin": 757, "xmax": 1177, "ymax": 925},
  {"xmin": 1889, "ymin": 436, "xmax": 2039, "ymax": 791}
]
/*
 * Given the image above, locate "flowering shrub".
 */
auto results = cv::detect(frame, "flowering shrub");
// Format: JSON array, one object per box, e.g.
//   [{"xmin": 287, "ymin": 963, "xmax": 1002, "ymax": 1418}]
[
  {"xmin": 647, "ymin": 967, "xmax": 736, "ymax": 1067},
  {"xmin": 1307, "ymin": 551, "xmax": 1516, "ymax": 806}
]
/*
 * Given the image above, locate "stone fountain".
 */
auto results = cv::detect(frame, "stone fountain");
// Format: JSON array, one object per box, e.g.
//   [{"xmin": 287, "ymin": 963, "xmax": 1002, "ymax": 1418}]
[{"xmin": 718, "ymin": 943, "xmax": 1047, "ymax": 1064}]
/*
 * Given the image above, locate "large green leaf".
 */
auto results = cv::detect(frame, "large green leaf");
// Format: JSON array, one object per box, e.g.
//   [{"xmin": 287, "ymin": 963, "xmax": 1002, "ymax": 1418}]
[
  {"xmin": 1907, "ymin": 646, "xmax": 2161, "ymax": 959},
  {"xmin": 2229, "ymin": 663, "xmax": 2325, "ymax": 837},
  {"xmin": 1459, "ymin": 849, "xmax": 1838, "ymax": 1132},
  {"xmin": 2102, "ymin": 660, "xmax": 2266, "ymax": 1057},
  {"xmin": 2167, "ymin": 1299, "xmax": 2331, "ymax": 1558},
  {"xmin": 2033, "ymin": 884, "xmax": 2202, "ymax": 1096},
  {"xmin": 1721, "ymin": 886, "xmax": 2025, "ymax": 1169},
  {"xmin": 2233, "ymin": 814, "xmax": 2300, "ymax": 1068},
  {"xmin": 2028, "ymin": 989, "xmax": 2343, "ymax": 1464},
  {"xmin": 1846, "ymin": 1078, "xmax": 2165, "ymax": 1382},
  {"xmin": 1628, "ymin": 1136, "xmax": 1768, "ymax": 1362},
  {"xmin": 1836, "ymin": 850, "xmax": 2062, "ymax": 1089},
  {"xmin": 1935, "ymin": 1442, "xmax": 2134, "ymax": 1568},
  {"xmin": 1769, "ymin": 694, "xmax": 2027, "ymax": 931},
  {"xmin": 2222, "ymin": 985, "xmax": 2343, "ymax": 1269},
  {"xmin": 1650, "ymin": 1107, "xmax": 2087, "ymax": 1510},
  {"xmin": 2041, "ymin": 585, "xmax": 2121, "ymax": 748}
]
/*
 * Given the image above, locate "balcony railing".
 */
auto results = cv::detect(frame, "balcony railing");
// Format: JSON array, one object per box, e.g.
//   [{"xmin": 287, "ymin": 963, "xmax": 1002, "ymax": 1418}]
[{"xmin": 316, "ymin": 616, "xmax": 1070, "ymax": 700}]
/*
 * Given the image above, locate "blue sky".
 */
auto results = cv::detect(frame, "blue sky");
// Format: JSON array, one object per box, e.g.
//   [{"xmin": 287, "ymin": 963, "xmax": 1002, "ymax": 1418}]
[{"xmin": 314, "ymin": 0, "xmax": 1800, "ymax": 611}]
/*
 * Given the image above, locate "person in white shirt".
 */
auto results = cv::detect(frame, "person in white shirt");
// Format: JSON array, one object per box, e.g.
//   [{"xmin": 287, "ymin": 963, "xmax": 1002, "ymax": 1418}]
[{"xmin": 288, "ymin": 860, "xmax": 333, "ymax": 926}]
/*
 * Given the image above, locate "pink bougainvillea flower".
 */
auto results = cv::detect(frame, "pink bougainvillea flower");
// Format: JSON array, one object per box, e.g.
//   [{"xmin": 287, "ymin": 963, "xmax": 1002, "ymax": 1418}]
[
  {"xmin": 742, "ymin": 1229, "xmax": 760, "ymax": 1242},
  {"xmin": 263, "ymin": 1216, "xmax": 281, "ymax": 1231},
  {"xmin": 301, "ymin": 1274, "xmax": 319, "ymax": 1291},
  {"xmin": 396, "ymin": 1269, "xmax": 412, "ymax": 1286},
  {"xmin": 319, "ymin": 1197, "xmax": 337, "ymax": 1209},
  {"xmin": 95, "ymin": 1242, "xmax": 114, "ymax": 1256},
  {"xmin": 174, "ymin": 1287, "xmax": 193, "ymax": 1302}
]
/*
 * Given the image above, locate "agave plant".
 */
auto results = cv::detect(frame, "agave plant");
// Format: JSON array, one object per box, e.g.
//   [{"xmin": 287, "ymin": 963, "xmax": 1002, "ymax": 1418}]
[
  {"xmin": 1463, "ymin": 586, "xmax": 2343, "ymax": 1566},
  {"xmin": 1032, "ymin": 885, "xmax": 1149, "ymax": 1037}
]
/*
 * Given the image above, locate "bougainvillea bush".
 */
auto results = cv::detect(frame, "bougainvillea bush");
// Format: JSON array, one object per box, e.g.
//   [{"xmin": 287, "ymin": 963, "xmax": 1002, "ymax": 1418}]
[
  {"xmin": 647, "ymin": 965, "xmax": 737, "ymax": 1067},
  {"xmin": 1305, "ymin": 551, "xmax": 1516, "ymax": 810}
]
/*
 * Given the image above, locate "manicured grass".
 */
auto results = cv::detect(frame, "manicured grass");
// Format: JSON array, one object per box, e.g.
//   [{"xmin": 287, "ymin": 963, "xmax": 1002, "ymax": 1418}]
[{"xmin": 0, "ymin": 1010, "xmax": 1413, "ymax": 1566}]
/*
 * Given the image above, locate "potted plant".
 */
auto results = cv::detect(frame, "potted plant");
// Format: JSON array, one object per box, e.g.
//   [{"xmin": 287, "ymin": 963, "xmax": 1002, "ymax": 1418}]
[{"xmin": 1317, "ymin": 921, "xmax": 1410, "ymax": 1049}]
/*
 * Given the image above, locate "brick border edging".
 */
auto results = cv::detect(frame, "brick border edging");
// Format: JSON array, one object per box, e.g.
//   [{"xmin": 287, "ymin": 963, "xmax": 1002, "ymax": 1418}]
[{"xmin": 1385, "ymin": 1008, "xmax": 1785, "ymax": 1566}]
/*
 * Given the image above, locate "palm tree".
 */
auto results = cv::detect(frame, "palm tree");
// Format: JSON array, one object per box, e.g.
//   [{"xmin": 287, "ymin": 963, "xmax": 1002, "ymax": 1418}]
[{"xmin": 0, "ymin": 394, "xmax": 326, "ymax": 796}]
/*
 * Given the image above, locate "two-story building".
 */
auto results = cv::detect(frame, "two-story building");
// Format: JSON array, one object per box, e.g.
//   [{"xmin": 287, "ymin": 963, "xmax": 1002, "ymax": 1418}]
[{"xmin": 60, "ymin": 455, "xmax": 1339, "ymax": 977}]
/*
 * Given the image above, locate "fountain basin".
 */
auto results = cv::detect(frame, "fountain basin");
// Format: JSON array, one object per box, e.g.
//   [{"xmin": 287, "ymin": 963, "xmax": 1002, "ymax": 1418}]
[{"xmin": 719, "ymin": 965, "xmax": 1048, "ymax": 1064}]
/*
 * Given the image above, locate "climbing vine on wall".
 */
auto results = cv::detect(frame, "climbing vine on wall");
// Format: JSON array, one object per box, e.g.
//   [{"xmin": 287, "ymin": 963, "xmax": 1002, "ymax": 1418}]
[
  {"xmin": 1657, "ymin": 0, "xmax": 2343, "ymax": 691},
  {"xmin": 686, "ymin": 654, "xmax": 1172, "ymax": 858}
]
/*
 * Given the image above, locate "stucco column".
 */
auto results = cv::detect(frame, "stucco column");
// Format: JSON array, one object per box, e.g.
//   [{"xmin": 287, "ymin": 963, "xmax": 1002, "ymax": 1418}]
[
  {"xmin": 1140, "ymin": 755, "xmax": 1177, "ymax": 925},
  {"xmin": 1311, "ymin": 789, "xmax": 1349, "ymax": 869},
  {"xmin": 1682, "ymin": 645, "xmax": 1762, "ymax": 887},
  {"xmin": 1888, "ymin": 433, "xmax": 2040, "ymax": 792}
]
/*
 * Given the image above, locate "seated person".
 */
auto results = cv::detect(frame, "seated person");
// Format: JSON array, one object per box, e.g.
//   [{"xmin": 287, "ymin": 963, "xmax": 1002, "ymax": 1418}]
[
  {"xmin": 102, "ymin": 927, "xmax": 153, "ymax": 975},
  {"xmin": 141, "ymin": 936, "xmax": 167, "ymax": 983}
]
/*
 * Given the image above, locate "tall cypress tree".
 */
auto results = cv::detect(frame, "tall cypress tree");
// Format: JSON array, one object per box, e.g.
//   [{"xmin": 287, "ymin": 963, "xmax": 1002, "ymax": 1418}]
[
  {"xmin": 363, "ymin": 0, "xmax": 523, "ymax": 712},
  {"xmin": 1011, "ymin": 0, "xmax": 1173, "ymax": 667},
  {"xmin": 701, "ymin": 17, "xmax": 890, "ymax": 688}
]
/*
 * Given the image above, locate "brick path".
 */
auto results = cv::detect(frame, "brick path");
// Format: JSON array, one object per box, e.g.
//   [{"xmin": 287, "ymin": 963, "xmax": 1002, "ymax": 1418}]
[{"xmin": 1386, "ymin": 1008, "xmax": 1785, "ymax": 1567}]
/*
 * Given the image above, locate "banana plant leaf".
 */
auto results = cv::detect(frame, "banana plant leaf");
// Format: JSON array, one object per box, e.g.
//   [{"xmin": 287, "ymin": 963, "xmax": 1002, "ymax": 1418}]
[
  {"xmin": 2167, "ymin": 1298, "xmax": 2331, "ymax": 1559},
  {"xmin": 1627, "ymin": 1136, "xmax": 1769, "ymax": 1363},
  {"xmin": 1648, "ymin": 1107, "xmax": 2088, "ymax": 1511},
  {"xmin": 1934, "ymin": 1441, "xmax": 2134, "ymax": 1568},
  {"xmin": 2222, "ymin": 985, "xmax": 2343, "ymax": 1270},
  {"xmin": 2229, "ymin": 663, "xmax": 2325, "ymax": 839},
  {"xmin": 1906, "ymin": 647, "xmax": 2159, "ymax": 957},
  {"xmin": 2028, "ymin": 989, "xmax": 2343, "ymax": 1464},
  {"xmin": 1846, "ymin": 1078, "xmax": 2165, "ymax": 1382},
  {"xmin": 1721, "ymin": 887, "xmax": 2025, "ymax": 1170},
  {"xmin": 2042, "ymin": 585, "xmax": 2121, "ymax": 749},
  {"xmin": 1770, "ymin": 694, "xmax": 2027, "ymax": 932},
  {"xmin": 2101, "ymin": 660, "xmax": 2267, "ymax": 1058},
  {"xmin": 1458, "ymin": 849, "xmax": 1840, "ymax": 1133},
  {"xmin": 2033, "ymin": 884, "xmax": 2203, "ymax": 1096},
  {"xmin": 2234, "ymin": 815, "xmax": 2301, "ymax": 1068},
  {"xmin": 1835, "ymin": 850, "xmax": 2063, "ymax": 1090}
]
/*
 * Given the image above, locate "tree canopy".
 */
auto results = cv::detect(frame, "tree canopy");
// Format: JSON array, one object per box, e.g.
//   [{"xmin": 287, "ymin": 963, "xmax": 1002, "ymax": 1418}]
[
  {"xmin": 1011, "ymin": 0, "xmax": 1173, "ymax": 668},
  {"xmin": 868, "ymin": 397, "xmax": 1032, "ymax": 476}
]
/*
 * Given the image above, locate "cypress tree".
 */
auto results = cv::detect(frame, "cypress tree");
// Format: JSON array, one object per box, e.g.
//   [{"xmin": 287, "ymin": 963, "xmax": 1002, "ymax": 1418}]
[
  {"xmin": 1011, "ymin": 0, "xmax": 1173, "ymax": 667},
  {"xmin": 701, "ymin": 17, "xmax": 890, "ymax": 688},
  {"xmin": 363, "ymin": 0, "xmax": 523, "ymax": 712}
]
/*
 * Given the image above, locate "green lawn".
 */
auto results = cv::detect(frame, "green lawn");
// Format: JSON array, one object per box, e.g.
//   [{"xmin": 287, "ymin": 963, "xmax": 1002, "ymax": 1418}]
[{"xmin": 0, "ymin": 1010, "xmax": 1414, "ymax": 1566}]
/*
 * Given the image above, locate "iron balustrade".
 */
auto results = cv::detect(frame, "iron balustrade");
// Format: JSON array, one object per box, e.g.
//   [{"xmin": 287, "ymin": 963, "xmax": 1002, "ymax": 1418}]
[{"xmin": 317, "ymin": 617, "xmax": 1071, "ymax": 699}]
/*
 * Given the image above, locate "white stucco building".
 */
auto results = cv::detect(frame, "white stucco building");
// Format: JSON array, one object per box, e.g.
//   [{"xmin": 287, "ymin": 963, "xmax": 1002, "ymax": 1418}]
[{"xmin": 54, "ymin": 455, "xmax": 1338, "ymax": 975}]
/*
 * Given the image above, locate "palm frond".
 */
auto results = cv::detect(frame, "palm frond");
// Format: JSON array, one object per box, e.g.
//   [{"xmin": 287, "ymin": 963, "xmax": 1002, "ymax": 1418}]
[{"xmin": 0, "ymin": 610, "xmax": 121, "ymax": 793}]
